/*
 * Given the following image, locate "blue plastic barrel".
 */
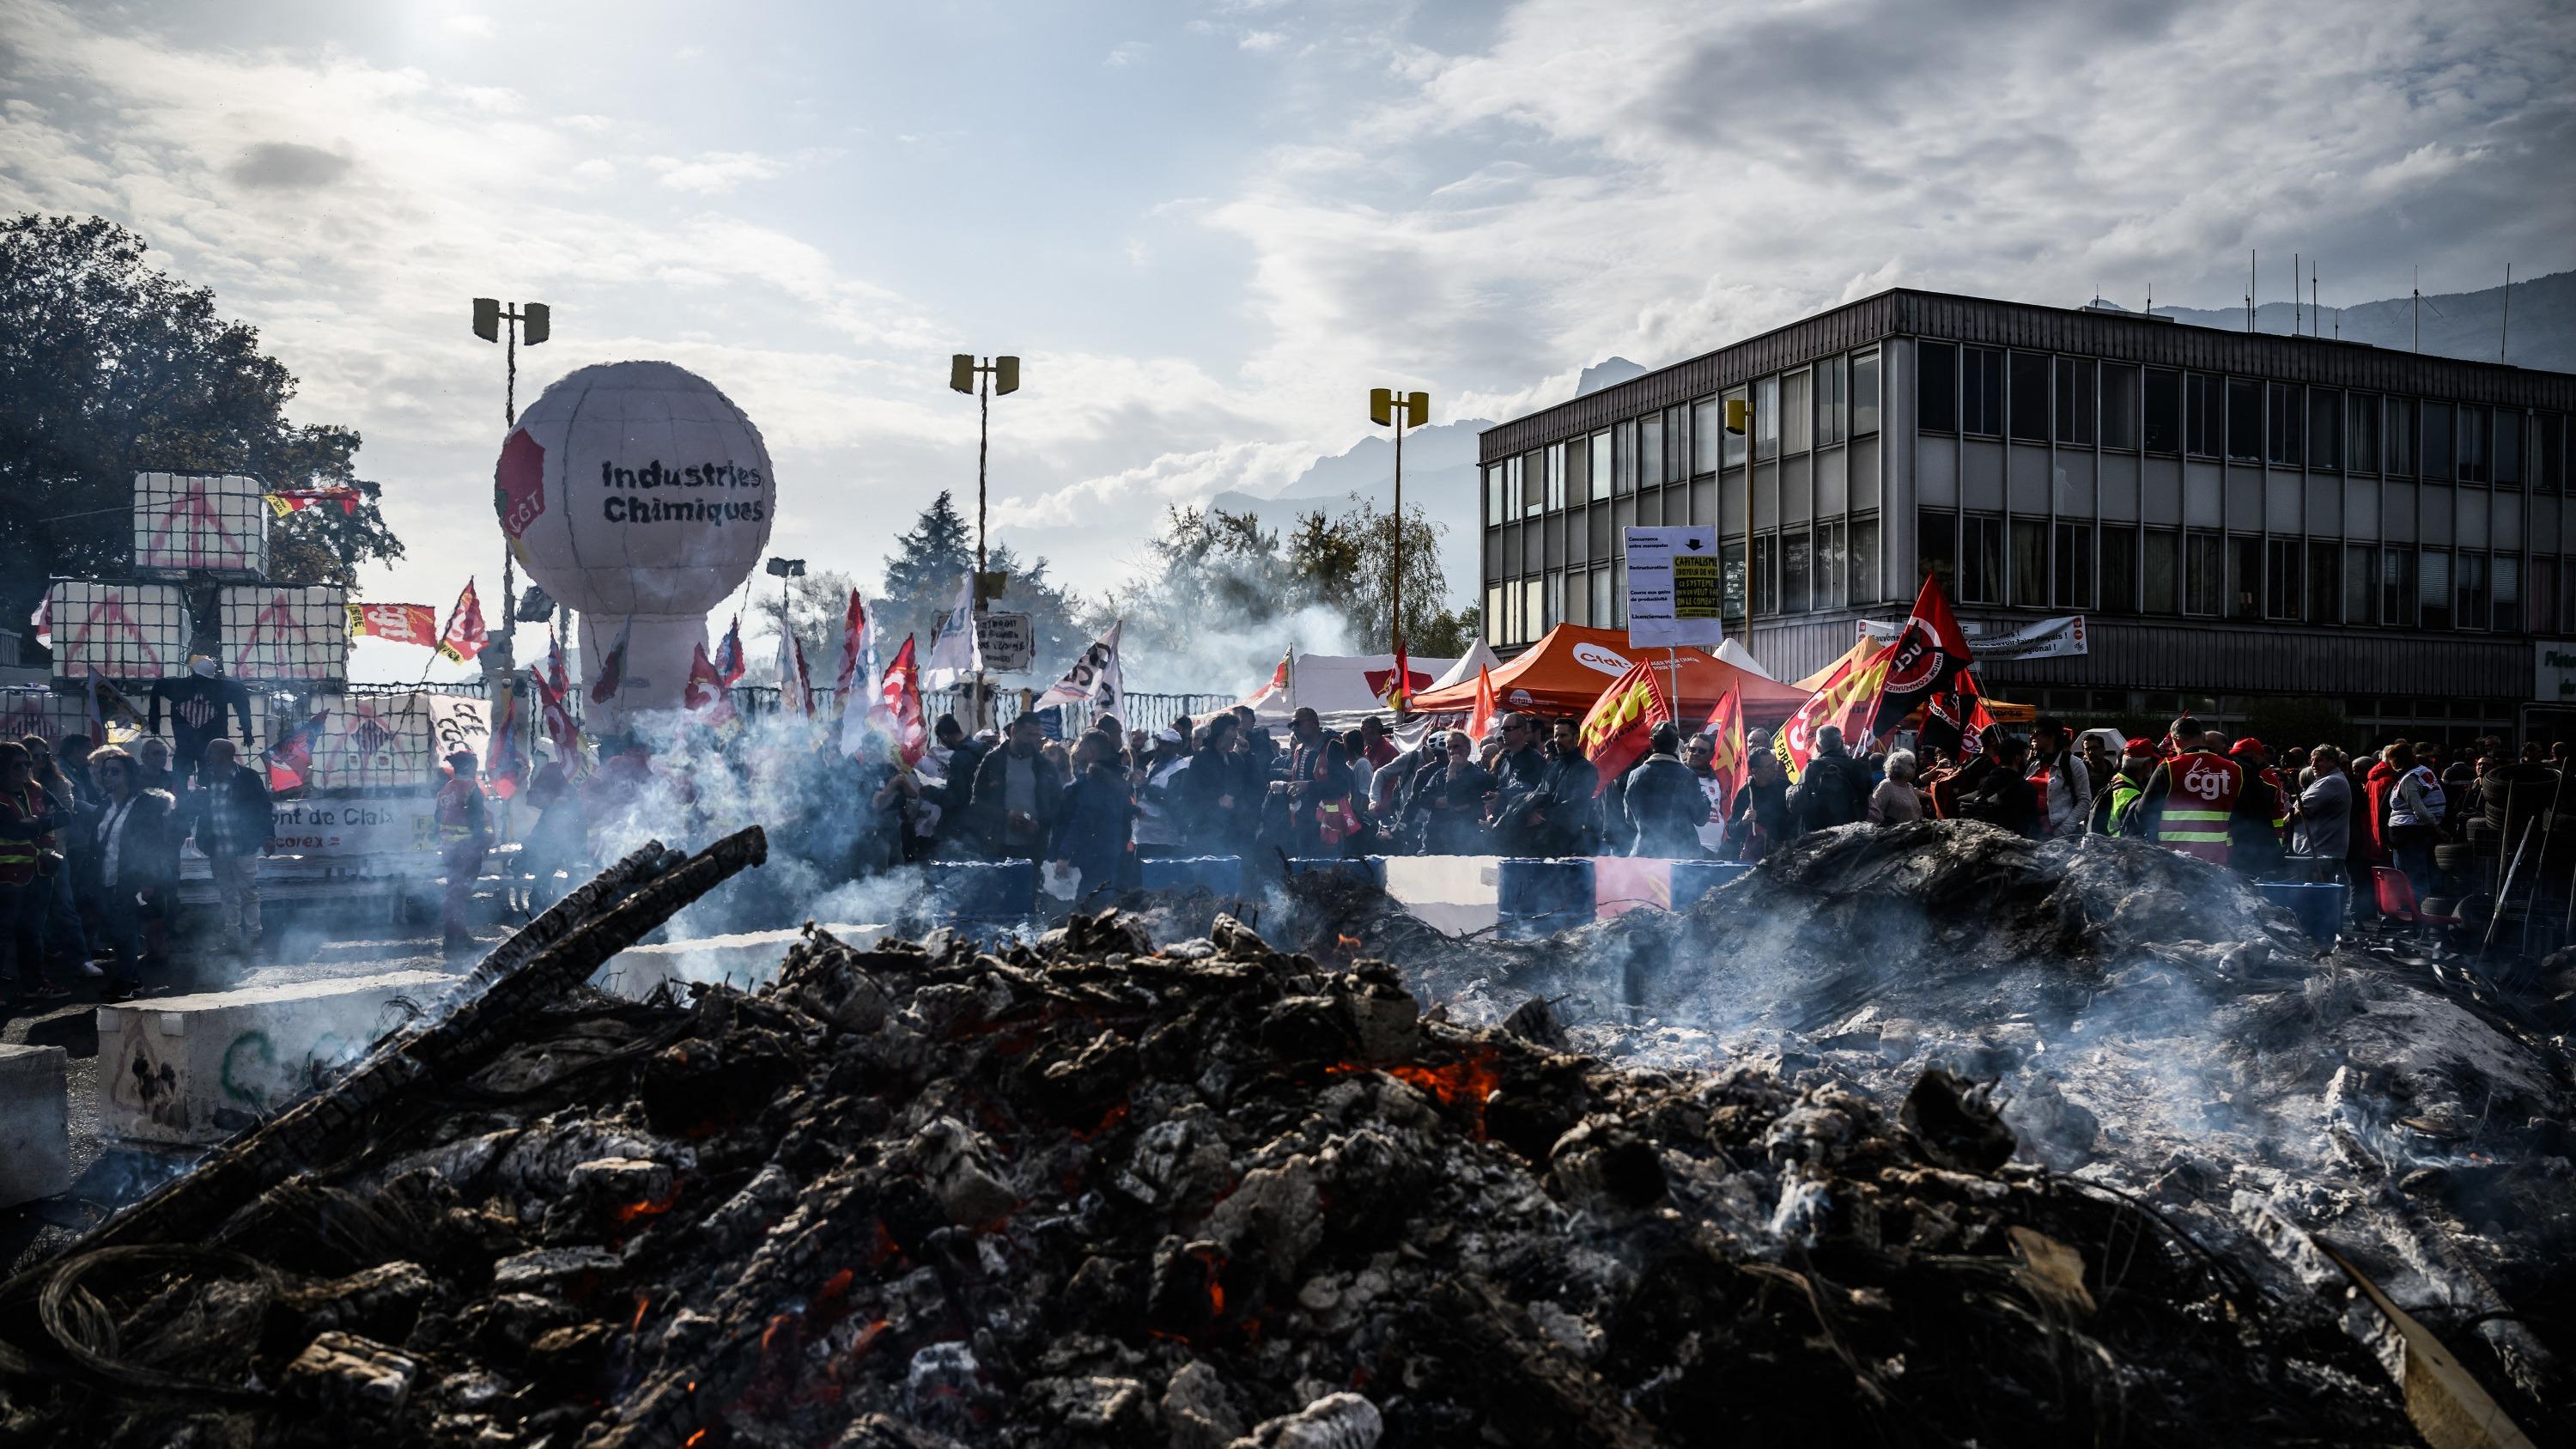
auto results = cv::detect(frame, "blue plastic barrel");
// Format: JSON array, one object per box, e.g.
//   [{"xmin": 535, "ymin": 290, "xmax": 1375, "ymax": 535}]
[
  {"xmin": 1139, "ymin": 855, "xmax": 1244, "ymax": 897},
  {"xmin": 1286, "ymin": 856, "xmax": 1388, "ymax": 887},
  {"xmin": 1497, "ymin": 857, "xmax": 1596, "ymax": 939},
  {"xmin": 927, "ymin": 859, "xmax": 1036, "ymax": 932},
  {"xmin": 2254, "ymin": 881, "xmax": 2345, "ymax": 949},
  {"xmin": 1669, "ymin": 859, "xmax": 1753, "ymax": 908}
]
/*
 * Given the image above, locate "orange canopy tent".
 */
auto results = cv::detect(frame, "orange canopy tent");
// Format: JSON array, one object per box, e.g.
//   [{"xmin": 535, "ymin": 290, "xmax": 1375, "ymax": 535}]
[{"xmin": 1410, "ymin": 624, "xmax": 1808, "ymax": 723}]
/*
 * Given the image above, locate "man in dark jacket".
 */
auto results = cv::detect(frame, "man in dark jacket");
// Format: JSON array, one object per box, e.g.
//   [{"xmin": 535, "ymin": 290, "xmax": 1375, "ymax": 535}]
[
  {"xmin": 1955, "ymin": 734, "xmax": 2043, "ymax": 837},
  {"xmin": 188, "ymin": 739, "xmax": 273, "ymax": 959},
  {"xmin": 1623, "ymin": 723, "xmax": 1709, "ymax": 858},
  {"xmin": 85, "ymin": 746, "xmax": 177, "ymax": 1001},
  {"xmin": 1178, "ymin": 713, "xmax": 1254, "ymax": 853},
  {"xmin": 1791, "ymin": 726, "xmax": 1873, "ymax": 832},
  {"xmin": 1728, "ymin": 739, "xmax": 1795, "ymax": 859},
  {"xmin": 933, "ymin": 715, "xmax": 988, "ymax": 855},
  {"xmin": 1502, "ymin": 718, "xmax": 1601, "ymax": 856},
  {"xmin": 1414, "ymin": 731, "xmax": 1496, "ymax": 855},
  {"xmin": 973, "ymin": 712, "xmax": 1065, "ymax": 860},
  {"xmin": 1051, "ymin": 731, "xmax": 1134, "ymax": 907}
]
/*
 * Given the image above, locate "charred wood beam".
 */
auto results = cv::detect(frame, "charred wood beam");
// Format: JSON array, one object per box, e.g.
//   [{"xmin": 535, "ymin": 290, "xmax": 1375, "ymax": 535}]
[{"xmin": 69, "ymin": 838, "xmax": 729, "ymax": 1257}]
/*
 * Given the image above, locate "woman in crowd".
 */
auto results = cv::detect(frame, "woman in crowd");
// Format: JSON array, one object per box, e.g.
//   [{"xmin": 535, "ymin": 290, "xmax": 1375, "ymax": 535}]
[
  {"xmin": 83, "ymin": 745, "xmax": 176, "ymax": 1002},
  {"xmin": 1869, "ymin": 749, "xmax": 1925, "ymax": 825}
]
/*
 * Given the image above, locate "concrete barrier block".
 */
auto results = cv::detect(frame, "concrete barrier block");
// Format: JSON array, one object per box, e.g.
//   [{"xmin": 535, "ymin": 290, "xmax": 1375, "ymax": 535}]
[
  {"xmin": 97, "ymin": 971, "xmax": 451, "ymax": 1145},
  {"xmin": 0, "ymin": 1043, "xmax": 71, "ymax": 1206},
  {"xmin": 1382, "ymin": 855, "xmax": 1503, "ymax": 936}
]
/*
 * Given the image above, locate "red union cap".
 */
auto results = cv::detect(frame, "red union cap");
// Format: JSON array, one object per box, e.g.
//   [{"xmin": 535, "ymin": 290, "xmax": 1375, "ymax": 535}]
[
  {"xmin": 2228, "ymin": 737, "xmax": 2265, "ymax": 758},
  {"xmin": 2123, "ymin": 737, "xmax": 2155, "ymax": 754}
]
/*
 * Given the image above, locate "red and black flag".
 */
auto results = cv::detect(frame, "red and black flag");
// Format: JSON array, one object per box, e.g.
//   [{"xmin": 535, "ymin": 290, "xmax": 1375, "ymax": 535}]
[{"xmin": 1867, "ymin": 572, "xmax": 1978, "ymax": 740}]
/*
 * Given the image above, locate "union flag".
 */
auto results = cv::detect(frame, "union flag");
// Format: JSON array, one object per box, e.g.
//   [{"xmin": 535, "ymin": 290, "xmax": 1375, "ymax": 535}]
[
  {"xmin": 1466, "ymin": 663, "xmax": 1498, "ymax": 744},
  {"xmin": 1577, "ymin": 658, "xmax": 1672, "ymax": 795},
  {"xmin": 880, "ymin": 635, "xmax": 927, "ymax": 765},
  {"xmin": 264, "ymin": 709, "xmax": 328, "ymax": 794},
  {"xmin": 1775, "ymin": 642, "xmax": 1893, "ymax": 783},
  {"xmin": 434, "ymin": 579, "xmax": 489, "ymax": 664},
  {"xmin": 348, "ymin": 603, "xmax": 439, "ymax": 646},
  {"xmin": 1700, "ymin": 685, "xmax": 1747, "ymax": 818}
]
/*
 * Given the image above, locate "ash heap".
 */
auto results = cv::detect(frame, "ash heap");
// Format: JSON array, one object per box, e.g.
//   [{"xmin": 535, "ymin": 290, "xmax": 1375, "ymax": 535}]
[{"xmin": 3, "ymin": 822, "xmax": 2570, "ymax": 1447}]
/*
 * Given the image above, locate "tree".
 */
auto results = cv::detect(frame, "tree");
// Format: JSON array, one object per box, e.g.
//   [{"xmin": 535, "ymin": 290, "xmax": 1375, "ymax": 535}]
[
  {"xmin": 879, "ymin": 490, "xmax": 974, "ymax": 645},
  {"xmin": 1319, "ymin": 493, "xmax": 1449, "ymax": 654},
  {"xmin": 0, "ymin": 214, "xmax": 401, "ymax": 624},
  {"xmin": 751, "ymin": 567, "xmax": 859, "ymax": 687}
]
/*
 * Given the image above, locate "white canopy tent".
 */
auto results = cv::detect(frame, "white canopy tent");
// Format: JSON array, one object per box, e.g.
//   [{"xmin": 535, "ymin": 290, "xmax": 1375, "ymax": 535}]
[{"xmin": 1232, "ymin": 649, "xmax": 1462, "ymax": 724}]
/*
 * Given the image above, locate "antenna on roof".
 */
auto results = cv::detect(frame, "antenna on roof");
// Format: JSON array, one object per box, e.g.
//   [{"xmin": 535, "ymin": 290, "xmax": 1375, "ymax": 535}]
[
  {"xmin": 2248, "ymin": 249, "xmax": 2257, "ymax": 333},
  {"xmin": 2310, "ymin": 261, "xmax": 2318, "ymax": 340}
]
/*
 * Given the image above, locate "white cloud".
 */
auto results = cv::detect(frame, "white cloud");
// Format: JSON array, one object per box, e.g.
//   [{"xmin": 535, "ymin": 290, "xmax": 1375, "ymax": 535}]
[
  {"xmin": 647, "ymin": 150, "xmax": 787, "ymax": 193},
  {"xmin": 442, "ymin": 13, "xmax": 495, "ymax": 40},
  {"xmin": 1238, "ymin": 29, "xmax": 1287, "ymax": 52}
]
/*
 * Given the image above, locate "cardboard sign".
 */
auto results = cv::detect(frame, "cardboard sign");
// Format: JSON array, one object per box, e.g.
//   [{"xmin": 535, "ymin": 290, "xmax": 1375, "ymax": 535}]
[
  {"xmin": 1624, "ymin": 527, "xmax": 1724, "ymax": 648},
  {"xmin": 975, "ymin": 611, "xmax": 1036, "ymax": 673}
]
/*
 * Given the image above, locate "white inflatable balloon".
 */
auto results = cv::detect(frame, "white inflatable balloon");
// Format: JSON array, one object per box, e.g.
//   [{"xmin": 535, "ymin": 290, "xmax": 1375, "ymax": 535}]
[{"xmin": 496, "ymin": 360, "xmax": 776, "ymax": 726}]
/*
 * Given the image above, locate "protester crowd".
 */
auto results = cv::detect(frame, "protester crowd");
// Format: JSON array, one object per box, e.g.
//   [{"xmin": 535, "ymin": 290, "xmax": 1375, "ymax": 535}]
[
  {"xmin": 9, "ymin": 685, "xmax": 2548, "ymax": 1000},
  {"xmin": 0, "ymin": 730, "xmax": 273, "ymax": 1003}
]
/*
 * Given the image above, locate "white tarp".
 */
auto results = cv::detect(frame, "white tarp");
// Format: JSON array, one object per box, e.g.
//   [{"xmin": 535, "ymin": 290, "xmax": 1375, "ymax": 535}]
[
  {"xmin": 1234, "ymin": 651, "xmax": 1463, "ymax": 723},
  {"xmin": 1714, "ymin": 638, "xmax": 1775, "ymax": 679},
  {"xmin": 1861, "ymin": 613, "xmax": 2088, "ymax": 661}
]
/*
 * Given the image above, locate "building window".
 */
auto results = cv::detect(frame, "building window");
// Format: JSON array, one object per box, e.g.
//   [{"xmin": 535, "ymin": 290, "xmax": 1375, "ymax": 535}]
[
  {"xmin": 2421, "ymin": 403, "xmax": 2452, "ymax": 480},
  {"xmin": 2145, "ymin": 368, "xmax": 2182, "ymax": 453},
  {"xmin": 2100, "ymin": 524, "xmax": 2137, "ymax": 612},
  {"xmin": 1721, "ymin": 541, "xmax": 1747, "ymax": 623},
  {"xmin": 1590, "ymin": 567, "xmax": 1613, "ymax": 630},
  {"xmin": 2348, "ymin": 395, "xmax": 2379, "ymax": 473},
  {"xmin": 2227, "ymin": 534, "xmax": 2262, "ymax": 620},
  {"xmin": 2184, "ymin": 532, "xmax": 2223, "ymax": 616},
  {"xmin": 2226, "ymin": 380, "xmax": 2261, "ymax": 462},
  {"xmin": 1754, "ymin": 376, "xmax": 1780, "ymax": 460},
  {"xmin": 2264, "ymin": 538, "xmax": 2302, "ymax": 619},
  {"xmin": 1659, "ymin": 407, "xmax": 1681, "ymax": 484},
  {"xmin": 1817, "ymin": 357, "xmax": 1846, "ymax": 447},
  {"xmin": 1816, "ymin": 518, "xmax": 1846, "ymax": 609},
  {"xmin": 2308, "ymin": 389, "xmax": 2342, "ymax": 472},
  {"xmin": 1487, "ymin": 584, "xmax": 1505, "ymax": 642},
  {"xmin": 1517, "ymin": 454, "xmax": 1539, "ymax": 517},
  {"xmin": 1962, "ymin": 514, "xmax": 2005, "ymax": 604},
  {"xmin": 1917, "ymin": 508, "xmax": 1958, "ymax": 596},
  {"xmin": 2540, "ymin": 413, "xmax": 2564, "ymax": 492},
  {"xmin": 2102, "ymin": 363, "xmax": 2139, "ymax": 450},
  {"xmin": 2381, "ymin": 548, "xmax": 2415, "ymax": 626},
  {"xmin": 1718, "ymin": 392, "xmax": 1745, "ymax": 472},
  {"xmin": 2493, "ymin": 555, "xmax": 2519, "ymax": 632},
  {"xmin": 2495, "ymin": 411, "xmax": 2522, "ymax": 487},
  {"xmin": 1691, "ymin": 398, "xmax": 1720, "ymax": 475},
  {"xmin": 2145, "ymin": 529, "xmax": 2180, "ymax": 613},
  {"xmin": 2185, "ymin": 374, "xmax": 2221, "ymax": 458},
  {"xmin": 1545, "ymin": 571, "xmax": 1566, "ymax": 632},
  {"xmin": 2266, "ymin": 384, "xmax": 2303, "ymax": 468},
  {"xmin": 2053, "ymin": 521, "xmax": 2093, "ymax": 608},
  {"xmin": 1632, "ymin": 417, "xmax": 1657, "ymax": 494},
  {"xmin": 1782, "ymin": 530, "xmax": 1812, "ymax": 613},
  {"xmin": 1589, "ymin": 429, "xmax": 1613, "ymax": 502},
  {"xmin": 1782, "ymin": 369, "xmax": 1813, "ymax": 454},
  {"xmin": 1849, "ymin": 517, "xmax": 1878, "ymax": 605},
  {"xmin": 1611, "ymin": 557, "xmax": 1627, "ymax": 627},
  {"xmin": 2386, "ymin": 399, "xmax": 2415, "ymax": 478},
  {"xmin": 1523, "ymin": 578, "xmax": 1546, "ymax": 640},
  {"xmin": 2458, "ymin": 406, "xmax": 2488, "ymax": 484},
  {"xmin": 2344, "ymin": 545, "xmax": 2373, "ymax": 625},
  {"xmin": 1917, "ymin": 344, "xmax": 1958, "ymax": 434},
  {"xmin": 1750, "ymin": 534, "xmax": 1778, "ymax": 615},
  {"xmin": 2008, "ymin": 351, "xmax": 2049, "ymax": 443},
  {"xmin": 1546, "ymin": 443, "xmax": 1566, "ymax": 510},
  {"xmin": 1964, "ymin": 347, "xmax": 2004, "ymax": 436},
  {"xmin": 1485, "ymin": 465, "xmax": 1504, "ymax": 526},
  {"xmin": 2456, "ymin": 552, "xmax": 2487, "ymax": 630},
  {"xmin": 1852, "ymin": 352, "xmax": 1880, "ymax": 435},
  {"xmin": 2306, "ymin": 540, "xmax": 2338, "ymax": 624},
  {"xmin": 2055, "ymin": 358, "xmax": 2096, "ymax": 447},
  {"xmin": 2420, "ymin": 548, "xmax": 2451, "ymax": 630},
  {"xmin": 2528, "ymin": 558, "xmax": 2556, "ymax": 634}
]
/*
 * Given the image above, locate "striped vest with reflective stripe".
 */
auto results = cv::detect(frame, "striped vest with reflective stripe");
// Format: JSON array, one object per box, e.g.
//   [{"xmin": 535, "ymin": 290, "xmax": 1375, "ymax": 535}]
[{"xmin": 2159, "ymin": 752, "xmax": 2242, "ymax": 866}]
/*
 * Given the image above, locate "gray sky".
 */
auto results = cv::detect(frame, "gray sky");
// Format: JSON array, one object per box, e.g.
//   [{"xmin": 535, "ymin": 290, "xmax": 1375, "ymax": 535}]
[{"xmin": 4, "ymin": 0, "xmax": 2570, "ymax": 681}]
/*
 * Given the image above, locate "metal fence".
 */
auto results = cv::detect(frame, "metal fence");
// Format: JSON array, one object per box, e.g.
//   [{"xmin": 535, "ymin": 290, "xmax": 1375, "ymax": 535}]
[{"xmin": 725, "ymin": 685, "xmax": 1236, "ymax": 736}]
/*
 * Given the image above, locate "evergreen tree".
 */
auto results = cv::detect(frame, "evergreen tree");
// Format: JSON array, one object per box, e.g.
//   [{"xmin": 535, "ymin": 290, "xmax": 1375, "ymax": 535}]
[{"xmin": 880, "ymin": 490, "xmax": 975, "ymax": 643}]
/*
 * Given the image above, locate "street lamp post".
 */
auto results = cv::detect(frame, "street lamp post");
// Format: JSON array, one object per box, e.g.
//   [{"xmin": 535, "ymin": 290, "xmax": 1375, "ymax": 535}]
[
  {"xmin": 471, "ymin": 297, "xmax": 550, "ymax": 672},
  {"xmin": 950, "ymin": 354, "xmax": 1021, "ymax": 729},
  {"xmin": 1368, "ymin": 388, "xmax": 1430, "ymax": 705}
]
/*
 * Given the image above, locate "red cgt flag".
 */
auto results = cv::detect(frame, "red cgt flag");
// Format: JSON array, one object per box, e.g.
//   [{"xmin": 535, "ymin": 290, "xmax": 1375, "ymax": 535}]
[
  {"xmin": 1700, "ymin": 685, "xmax": 1747, "ymax": 818},
  {"xmin": 1867, "ymin": 571, "xmax": 1978, "ymax": 740},
  {"xmin": 1466, "ymin": 663, "xmax": 1498, "ymax": 743},
  {"xmin": 684, "ymin": 642, "xmax": 738, "ymax": 724},
  {"xmin": 880, "ymin": 635, "xmax": 927, "ymax": 765},
  {"xmin": 434, "ymin": 579, "xmax": 489, "ymax": 664},
  {"xmin": 348, "ymin": 602, "xmax": 439, "ymax": 647},
  {"xmin": 1577, "ymin": 657, "xmax": 1672, "ymax": 795}
]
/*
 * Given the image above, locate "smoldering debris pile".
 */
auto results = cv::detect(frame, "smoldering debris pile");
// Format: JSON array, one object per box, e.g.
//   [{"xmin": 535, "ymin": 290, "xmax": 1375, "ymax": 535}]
[
  {"xmin": 0, "ymin": 905, "xmax": 2427, "ymax": 1447},
  {"xmin": 1331, "ymin": 820, "xmax": 2576, "ymax": 1430}
]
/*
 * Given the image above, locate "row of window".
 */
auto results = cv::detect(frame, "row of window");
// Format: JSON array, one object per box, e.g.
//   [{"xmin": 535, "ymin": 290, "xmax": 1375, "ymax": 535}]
[
  {"xmin": 1917, "ymin": 341, "xmax": 2570, "ymax": 487},
  {"xmin": 1483, "ymin": 350, "xmax": 1885, "ymax": 525},
  {"xmin": 1917, "ymin": 508, "xmax": 2576, "ymax": 633},
  {"xmin": 1488, "ymin": 516, "xmax": 1890, "ymax": 643}
]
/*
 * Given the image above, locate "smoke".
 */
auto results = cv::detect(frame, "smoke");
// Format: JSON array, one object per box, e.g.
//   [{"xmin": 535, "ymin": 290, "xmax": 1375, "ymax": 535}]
[{"xmin": 1120, "ymin": 600, "xmax": 1361, "ymax": 697}]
